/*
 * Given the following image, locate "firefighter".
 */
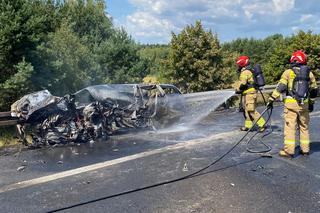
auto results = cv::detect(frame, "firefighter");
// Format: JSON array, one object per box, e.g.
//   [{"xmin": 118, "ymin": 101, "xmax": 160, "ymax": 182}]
[
  {"xmin": 268, "ymin": 50, "xmax": 318, "ymax": 157},
  {"xmin": 235, "ymin": 55, "xmax": 266, "ymax": 132}
]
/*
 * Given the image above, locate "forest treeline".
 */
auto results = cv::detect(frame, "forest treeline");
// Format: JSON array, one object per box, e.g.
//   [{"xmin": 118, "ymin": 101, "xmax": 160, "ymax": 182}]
[
  {"xmin": 1, "ymin": 0, "xmax": 320, "ymax": 111},
  {"xmin": 0, "ymin": 0, "xmax": 147, "ymax": 111},
  {"xmin": 141, "ymin": 26, "xmax": 320, "ymax": 92}
]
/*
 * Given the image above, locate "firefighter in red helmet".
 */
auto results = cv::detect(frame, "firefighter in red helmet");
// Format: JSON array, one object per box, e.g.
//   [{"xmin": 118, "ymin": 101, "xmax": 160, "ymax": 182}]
[
  {"xmin": 268, "ymin": 50, "xmax": 318, "ymax": 157},
  {"xmin": 235, "ymin": 55, "xmax": 266, "ymax": 132}
]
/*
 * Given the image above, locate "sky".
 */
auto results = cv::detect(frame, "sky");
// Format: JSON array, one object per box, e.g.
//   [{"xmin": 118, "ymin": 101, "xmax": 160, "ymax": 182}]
[{"xmin": 106, "ymin": 0, "xmax": 320, "ymax": 44}]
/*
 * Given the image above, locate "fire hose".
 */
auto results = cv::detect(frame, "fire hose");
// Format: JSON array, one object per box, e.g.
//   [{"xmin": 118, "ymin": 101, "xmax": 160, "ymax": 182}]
[
  {"xmin": 245, "ymin": 89, "xmax": 273, "ymax": 153},
  {"xmin": 49, "ymin": 103, "xmax": 273, "ymax": 212}
]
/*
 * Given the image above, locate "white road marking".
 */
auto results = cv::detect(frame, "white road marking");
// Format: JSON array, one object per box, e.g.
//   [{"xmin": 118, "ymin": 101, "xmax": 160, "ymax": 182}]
[{"xmin": 0, "ymin": 131, "xmax": 241, "ymax": 194}]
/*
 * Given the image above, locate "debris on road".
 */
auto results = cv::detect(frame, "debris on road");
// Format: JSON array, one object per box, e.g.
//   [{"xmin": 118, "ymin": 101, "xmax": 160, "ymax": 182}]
[
  {"xmin": 183, "ymin": 163, "xmax": 189, "ymax": 172},
  {"xmin": 251, "ymin": 165, "xmax": 264, "ymax": 172},
  {"xmin": 17, "ymin": 166, "xmax": 26, "ymax": 172}
]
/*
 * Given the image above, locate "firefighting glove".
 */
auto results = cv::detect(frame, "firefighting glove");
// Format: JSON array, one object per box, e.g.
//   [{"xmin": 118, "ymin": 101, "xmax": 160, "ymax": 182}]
[{"xmin": 309, "ymin": 102, "xmax": 314, "ymax": 112}]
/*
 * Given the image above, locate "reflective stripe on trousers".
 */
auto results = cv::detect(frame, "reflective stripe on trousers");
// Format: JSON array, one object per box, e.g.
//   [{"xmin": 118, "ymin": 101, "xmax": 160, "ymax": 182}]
[
  {"xmin": 283, "ymin": 101, "xmax": 310, "ymax": 154},
  {"xmin": 243, "ymin": 92, "xmax": 266, "ymax": 128}
]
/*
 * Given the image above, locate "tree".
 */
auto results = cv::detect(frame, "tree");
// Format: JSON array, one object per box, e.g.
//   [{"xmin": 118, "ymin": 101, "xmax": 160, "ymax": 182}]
[
  {"xmin": 222, "ymin": 34, "xmax": 284, "ymax": 65},
  {"xmin": 58, "ymin": 0, "xmax": 113, "ymax": 46},
  {"xmin": 139, "ymin": 45, "xmax": 169, "ymax": 82},
  {"xmin": 0, "ymin": 0, "xmax": 149, "ymax": 110},
  {"xmin": 263, "ymin": 31, "xmax": 320, "ymax": 83},
  {"xmin": 34, "ymin": 22, "xmax": 99, "ymax": 95},
  {"xmin": 164, "ymin": 21, "xmax": 233, "ymax": 92},
  {"xmin": 263, "ymin": 37, "xmax": 292, "ymax": 83},
  {"xmin": 0, "ymin": 0, "xmax": 57, "ymax": 84},
  {"xmin": 0, "ymin": 58, "xmax": 35, "ymax": 110},
  {"xmin": 290, "ymin": 31, "xmax": 320, "ymax": 77},
  {"xmin": 96, "ymin": 28, "xmax": 148, "ymax": 83}
]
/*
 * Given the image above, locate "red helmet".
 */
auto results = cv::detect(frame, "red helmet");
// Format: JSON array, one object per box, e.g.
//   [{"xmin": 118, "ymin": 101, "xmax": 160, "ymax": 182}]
[
  {"xmin": 290, "ymin": 50, "xmax": 307, "ymax": 64},
  {"xmin": 236, "ymin": 55, "xmax": 250, "ymax": 67}
]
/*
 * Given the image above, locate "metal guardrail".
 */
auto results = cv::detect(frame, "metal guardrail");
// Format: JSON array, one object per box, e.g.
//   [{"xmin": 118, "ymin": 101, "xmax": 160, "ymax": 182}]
[
  {"xmin": 0, "ymin": 111, "xmax": 11, "ymax": 118},
  {"xmin": 261, "ymin": 85, "xmax": 277, "ymax": 93},
  {"xmin": 262, "ymin": 81, "xmax": 320, "ymax": 93},
  {"xmin": 0, "ymin": 112, "xmax": 18, "ymax": 127}
]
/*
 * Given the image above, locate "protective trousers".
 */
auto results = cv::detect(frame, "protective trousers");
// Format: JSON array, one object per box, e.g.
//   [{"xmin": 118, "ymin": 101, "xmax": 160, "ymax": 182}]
[
  {"xmin": 283, "ymin": 101, "xmax": 310, "ymax": 154},
  {"xmin": 243, "ymin": 92, "xmax": 266, "ymax": 129}
]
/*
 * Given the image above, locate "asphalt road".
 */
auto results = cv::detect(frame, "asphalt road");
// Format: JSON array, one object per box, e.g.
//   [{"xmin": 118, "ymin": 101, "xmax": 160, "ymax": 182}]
[{"xmin": 1, "ymin": 102, "xmax": 320, "ymax": 213}]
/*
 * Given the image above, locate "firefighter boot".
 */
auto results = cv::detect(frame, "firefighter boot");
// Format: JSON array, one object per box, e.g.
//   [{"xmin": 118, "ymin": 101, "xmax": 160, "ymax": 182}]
[
  {"xmin": 300, "ymin": 141, "xmax": 310, "ymax": 155},
  {"xmin": 279, "ymin": 143, "xmax": 295, "ymax": 158},
  {"xmin": 279, "ymin": 150, "xmax": 293, "ymax": 158},
  {"xmin": 240, "ymin": 127, "xmax": 250, "ymax": 131},
  {"xmin": 258, "ymin": 126, "xmax": 266, "ymax": 133}
]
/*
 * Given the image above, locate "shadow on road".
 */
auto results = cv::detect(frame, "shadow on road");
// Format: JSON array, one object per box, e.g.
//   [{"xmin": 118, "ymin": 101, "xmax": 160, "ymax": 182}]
[
  {"xmin": 310, "ymin": 142, "xmax": 320, "ymax": 153},
  {"xmin": 294, "ymin": 142, "xmax": 320, "ymax": 155}
]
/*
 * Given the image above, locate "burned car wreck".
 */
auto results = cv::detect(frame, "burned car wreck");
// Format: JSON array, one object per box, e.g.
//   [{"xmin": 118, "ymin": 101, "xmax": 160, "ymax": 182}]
[{"xmin": 11, "ymin": 84, "xmax": 184, "ymax": 147}]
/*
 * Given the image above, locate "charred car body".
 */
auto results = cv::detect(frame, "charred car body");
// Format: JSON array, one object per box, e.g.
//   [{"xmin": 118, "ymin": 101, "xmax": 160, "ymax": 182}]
[{"xmin": 11, "ymin": 84, "xmax": 183, "ymax": 147}]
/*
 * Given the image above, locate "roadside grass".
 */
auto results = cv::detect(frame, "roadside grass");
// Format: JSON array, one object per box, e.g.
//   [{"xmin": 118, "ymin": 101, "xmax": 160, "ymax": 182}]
[{"xmin": 0, "ymin": 127, "xmax": 19, "ymax": 148}]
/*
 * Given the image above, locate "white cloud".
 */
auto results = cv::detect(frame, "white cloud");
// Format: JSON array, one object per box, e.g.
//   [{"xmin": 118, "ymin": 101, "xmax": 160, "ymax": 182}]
[
  {"xmin": 129, "ymin": 0, "xmax": 170, "ymax": 14},
  {"xmin": 273, "ymin": 0, "xmax": 294, "ymax": 13},
  {"xmin": 126, "ymin": 0, "xmax": 244, "ymax": 42},
  {"xmin": 291, "ymin": 26, "xmax": 299, "ymax": 32},
  {"xmin": 125, "ymin": 11, "xmax": 176, "ymax": 43},
  {"xmin": 243, "ymin": 0, "xmax": 295, "ymax": 20},
  {"xmin": 300, "ymin": 14, "xmax": 314, "ymax": 23},
  {"xmin": 242, "ymin": 2, "xmax": 272, "ymax": 19},
  {"xmin": 118, "ymin": 0, "xmax": 320, "ymax": 43},
  {"xmin": 295, "ymin": 13, "xmax": 320, "ymax": 32}
]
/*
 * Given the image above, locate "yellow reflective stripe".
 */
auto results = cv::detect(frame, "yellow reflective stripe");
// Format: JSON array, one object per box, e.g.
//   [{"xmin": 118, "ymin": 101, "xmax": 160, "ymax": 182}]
[
  {"xmin": 284, "ymin": 98, "xmax": 297, "ymax": 103},
  {"xmin": 271, "ymin": 90, "xmax": 281, "ymax": 99},
  {"xmin": 284, "ymin": 98, "xmax": 309, "ymax": 103},
  {"xmin": 257, "ymin": 117, "xmax": 266, "ymax": 127},
  {"xmin": 284, "ymin": 140, "xmax": 295, "ymax": 145},
  {"xmin": 245, "ymin": 120, "xmax": 253, "ymax": 128},
  {"xmin": 243, "ymin": 87, "xmax": 256, "ymax": 94},
  {"xmin": 300, "ymin": 140, "xmax": 310, "ymax": 145}
]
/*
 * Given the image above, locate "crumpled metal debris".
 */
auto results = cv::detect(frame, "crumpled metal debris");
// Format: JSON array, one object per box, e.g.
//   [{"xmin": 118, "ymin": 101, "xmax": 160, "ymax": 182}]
[{"xmin": 11, "ymin": 84, "xmax": 184, "ymax": 148}]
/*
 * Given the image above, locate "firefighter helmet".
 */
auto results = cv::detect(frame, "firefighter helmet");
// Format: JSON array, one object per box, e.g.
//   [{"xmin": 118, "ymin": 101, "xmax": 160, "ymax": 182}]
[
  {"xmin": 290, "ymin": 50, "xmax": 307, "ymax": 64},
  {"xmin": 236, "ymin": 55, "xmax": 250, "ymax": 67}
]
